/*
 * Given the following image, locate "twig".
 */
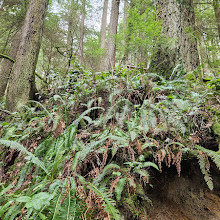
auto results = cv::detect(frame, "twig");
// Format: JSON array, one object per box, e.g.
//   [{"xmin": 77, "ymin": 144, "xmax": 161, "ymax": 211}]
[
  {"xmin": 0, "ymin": 53, "xmax": 15, "ymax": 63},
  {"xmin": 35, "ymin": 73, "xmax": 48, "ymax": 84},
  {"xmin": 0, "ymin": 53, "xmax": 47, "ymax": 84},
  {"xmin": 0, "ymin": 109, "xmax": 12, "ymax": 115}
]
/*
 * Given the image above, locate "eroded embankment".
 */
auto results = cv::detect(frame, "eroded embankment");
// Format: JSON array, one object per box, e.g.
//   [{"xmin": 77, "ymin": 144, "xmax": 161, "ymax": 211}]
[{"xmin": 148, "ymin": 159, "xmax": 220, "ymax": 220}]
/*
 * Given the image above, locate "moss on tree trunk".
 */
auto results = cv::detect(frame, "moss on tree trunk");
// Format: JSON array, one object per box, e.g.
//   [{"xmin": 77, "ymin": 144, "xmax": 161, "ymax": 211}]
[
  {"xmin": 0, "ymin": 31, "xmax": 21, "ymax": 97},
  {"xmin": 213, "ymin": 0, "xmax": 220, "ymax": 39},
  {"xmin": 150, "ymin": 0, "xmax": 199, "ymax": 77},
  {"xmin": 6, "ymin": 0, "xmax": 49, "ymax": 111},
  {"xmin": 105, "ymin": 0, "xmax": 120, "ymax": 70}
]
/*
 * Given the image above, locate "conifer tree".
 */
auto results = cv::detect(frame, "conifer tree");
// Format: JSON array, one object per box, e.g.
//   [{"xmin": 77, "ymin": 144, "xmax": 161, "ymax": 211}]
[
  {"xmin": 213, "ymin": 0, "xmax": 220, "ymax": 39},
  {"xmin": 105, "ymin": 0, "xmax": 120, "ymax": 70},
  {"xmin": 0, "ymin": 31, "xmax": 21, "ymax": 97},
  {"xmin": 6, "ymin": 0, "xmax": 49, "ymax": 111},
  {"xmin": 150, "ymin": 0, "xmax": 199, "ymax": 77}
]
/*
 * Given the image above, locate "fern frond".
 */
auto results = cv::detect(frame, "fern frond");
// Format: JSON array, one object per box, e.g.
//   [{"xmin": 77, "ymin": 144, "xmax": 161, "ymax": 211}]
[
  {"xmin": 195, "ymin": 145, "xmax": 220, "ymax": 170},
  {"xmin": 0, "ymin": 201, "xmax": 13, "ymax": 217},
  {"xmin": 115, "ymin": 178, "xmax": 126, "ymax": 201},
  {"xmin": 78, "ymin": 175, "xmax": 120, "ymax": 220},
  {"xmin": 142, "ymin": 162, "xmax": 159, "ymax": 170},
  {"xmin": 72, "ymin": 135, "xmax": 110, "ymax": 171},
  {"xmin": 197, "ymin": 153, "xmax": 213, "ymax": 190},
  {"xmin": 0, "ymin": 140, "xmax": 49, "ymax": 175},
  {"xmin": 147, "ymin": 72, "xmax": 166, "ymax": 83},
  {"xmin": 86, "ymin": 99, "xmax": 95, "ymax": 109},
  {"xmin": 52, "ymin": 193, "xmax": 61, "ymax": 220},
  {"xmin": 95, "ymin": 164, "xmax": 121, "ymax": 183},
  {"xmin": 29, "ymin": 100, "xmax": 53, "ymax": 121},
  {"xmin": 2, "ymin": 204, "xmax": 20, "ymax": 220},
  {"xmin": 135, "ymin": 169, "xmax": 150, "ymax": 180},
  {"xmin": 0, "ymin": 184, "xmax": 13, "ymax": 197},
  {"xmin": 72, "ymin": 107, "xmax": 104, "ymax": 126}
]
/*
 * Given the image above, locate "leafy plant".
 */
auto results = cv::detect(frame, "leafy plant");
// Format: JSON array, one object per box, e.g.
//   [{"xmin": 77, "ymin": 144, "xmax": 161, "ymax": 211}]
[{"xmin": 0, "ymin": 67, "xmax": 219, "ymax": 219}]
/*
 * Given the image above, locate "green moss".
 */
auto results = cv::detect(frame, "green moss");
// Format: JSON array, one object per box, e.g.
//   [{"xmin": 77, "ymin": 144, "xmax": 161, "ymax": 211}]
[
  {"xmin": 124, "ymin": 197, "xmax": 137, "ymax": 212},
  {"xmin": 213, "ymin": 122, "xmax": 220, "ymax": 153},
  {"xmin": 136, "ymin": 183, "xmax": 145, "ymax": 197},
  {"xmin": 213, "ymin": 123, "xmax": 220, "ymax": 136},
  {"xmin": 121, "ymin": 183, "xmax": 152, "ymax": 219}
]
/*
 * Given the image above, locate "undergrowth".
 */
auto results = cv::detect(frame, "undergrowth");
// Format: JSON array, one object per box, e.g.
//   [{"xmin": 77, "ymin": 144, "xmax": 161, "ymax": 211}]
[{"xmin": 0, "ymin": 68, "xmax": 219, "ymax": 219}]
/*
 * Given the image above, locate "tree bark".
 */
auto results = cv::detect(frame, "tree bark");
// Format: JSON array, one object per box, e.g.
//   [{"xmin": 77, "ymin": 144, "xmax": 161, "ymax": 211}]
[
  {"xmin": 98, "ymin": 0, "xmax": 108, "ymax": 71},
  {"xmin": 121, "ymin": 0, "xmax": 134, "ymax": 65},
  {"xmin": 0, "ymin": 30, "xmax": 21, "ymax": 97},
  {"xmin": 1, "ymin": 27, "xmax": 13, "ymax": 54},
  {"xmin": 105, "ymin": 0, "xmax": 120, "ymax": 70},
  {"xmin": 150, "ymin": 0, "xmax": 199, "ymax": 77},
  {"xmin": 66, "ymin": 0, "xmax": 78, "ymax": 72},
  {"xmin": 6, "ymin": 0, "xmax": 49, "ymax": 111},
  {"xmin": 213, "ymin": 0, "xmax": 220, "ymax": 39},
  {"xmin": 0, "ymin": 0, "xmax": 4, "ymax": 11},
  {"xmin": 79, "ymin": 0, "xmax": 85, "ymax": 65},
  {"xmin": 66, "ymin": 0, "xmax": 75, "ymax": 73},
  {"xmin": 100, "ymin": 0, "xmax": 108, "ymax": 49}
]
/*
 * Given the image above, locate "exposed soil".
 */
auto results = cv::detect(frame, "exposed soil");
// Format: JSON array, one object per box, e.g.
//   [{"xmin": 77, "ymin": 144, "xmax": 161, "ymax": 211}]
[{"xmin": 148, "ymin": 159, "xmax": 220, "ymax": 220}]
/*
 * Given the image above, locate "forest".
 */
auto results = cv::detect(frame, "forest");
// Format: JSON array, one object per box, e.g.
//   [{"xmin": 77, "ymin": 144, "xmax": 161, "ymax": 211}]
[{"xmin": 0, "ymin": 0, "xmax": 219, "ymax": 219}]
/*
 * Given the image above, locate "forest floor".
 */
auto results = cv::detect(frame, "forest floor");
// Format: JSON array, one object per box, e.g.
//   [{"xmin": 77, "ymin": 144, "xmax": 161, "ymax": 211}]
[{"xmin": 0, "ymin": 70, "xmax": 219, "ymax": 219}]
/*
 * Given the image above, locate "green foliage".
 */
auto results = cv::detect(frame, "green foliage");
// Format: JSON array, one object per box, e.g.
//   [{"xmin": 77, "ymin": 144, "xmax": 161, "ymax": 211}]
[
  {"xmin": 0, "ymin": 66, "xmax": 219, "ymax": 219},
  {"xmin": 78, "ymin": 175, "xmax": 121, "ymax": 220},
  {"xmin": 117, "ymin": 0, "xmax": 162, "ymax": 65},
  {"xmin": 84, "ymin": 36, "xmax": 105, "ymax": 69},
  {"xmin": 0, "ymin": 0, "xmax": 219, "ymax": 217},
  {"xmin": 196, "ymin": 145, "xmax": 220, "ymax": 171},
  {"xmin": 0, "ymin": 140, "xmax": 49, "ymax": 175}
]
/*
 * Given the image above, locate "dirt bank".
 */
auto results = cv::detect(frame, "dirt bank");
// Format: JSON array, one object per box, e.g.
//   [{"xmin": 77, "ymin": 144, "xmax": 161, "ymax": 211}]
[{"xmin": 148, "ymin": 159, "xmax": 220, "ymax": 220}]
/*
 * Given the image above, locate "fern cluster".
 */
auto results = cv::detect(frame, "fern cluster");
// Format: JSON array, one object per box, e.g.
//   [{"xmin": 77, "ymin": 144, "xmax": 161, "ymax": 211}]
[{"xmin": 0, "ymin": 67, "xmax": 219, "ymax": 219}]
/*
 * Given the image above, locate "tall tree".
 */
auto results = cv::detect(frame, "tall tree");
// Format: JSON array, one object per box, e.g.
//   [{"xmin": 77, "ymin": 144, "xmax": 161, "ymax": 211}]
[
  {"xmin": 79, "ymin": 0, "xmax": 85, "ymax": 65},
  {"xmin": 150, "ymin": 0, "xmax": 199, "ymax": 77},
  {"xmin": 213, "ymin": 0, "xmax": 220, "ymax": 39},
  {"xmin": 0, "ymin": 0, "xmax": 27, "ymax": 97},
  {"xmin": 121, "ymin": 0, "xmax": 134, "ymax": 65},
  {"xmin": 0, "ymin": 0, "xmax": 27, "ymax": 54},
  {"xmin": 6, "ymin": 0, "xmax": 49, "ymax": 111},
  {"xmin": 66, "ymin": 0, "xmax": 79, "ymax": 72},
  {"xmin": 98, "ymin": 0, "xmax": 108, "ymax": 71},
  {"xmin": 100, "ymin": 0, "xmax": 108, "ymax": 49},
  {"xmin": 0, "ymin": 30, "xmax": 21, "ymax": 97},
  {"xmin": 105, "ymin": 0, "xmax": 120, "ymax": 70}
]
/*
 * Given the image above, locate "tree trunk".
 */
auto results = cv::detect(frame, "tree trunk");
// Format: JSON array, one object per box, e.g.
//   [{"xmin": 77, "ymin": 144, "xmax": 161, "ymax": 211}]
[
  {"xmin": 0, "ymin": 30, "xmax": 21, "ymax": 97},
  {"xmin": 0, "ymin": 1, "xmax": 3, "ymax": 11},
  {"xmin": 150, "ymin": 0, "xmax": 199, "ymax": 77},
  {"xmin": 213, "ymin": 0, "xmax": 220, "ymax": 39},
  {"xmin": 105, "ymin": 0, "xmax": 120, "ymax": 70},
  {"xmin": 1, "ymin": 27, "xmax": 13, "ymax": 54},
  {"xmin": 0, "ymin": 0, "xmax": 8, "ymax": 11},
  {"xmin": 98, "ymin": 0, "xmax": 108, "ymax": 71},
  {"xmin": 6, "ymin": 0, "xmax": 49, "ymax": 111},
  {"xmin": 121, "ymin": 0, "xmax": 134, "ymax": 65},
  {"xmin": 66, "ymin": 0, "xmax": 78, "ymax": 72},
  {"xmin": 79, "ymin": 0, "xmax": 85, "ymax": 65},
  {"xmin": 100, "ymin": 0, "xmax": 108, "ymax": 49}
]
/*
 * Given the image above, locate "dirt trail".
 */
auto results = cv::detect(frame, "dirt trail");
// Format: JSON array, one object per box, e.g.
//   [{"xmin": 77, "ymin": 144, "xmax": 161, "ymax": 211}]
[{"xmin": 148, "ymin": 160, "xmax": 220, "ymax": 220}]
